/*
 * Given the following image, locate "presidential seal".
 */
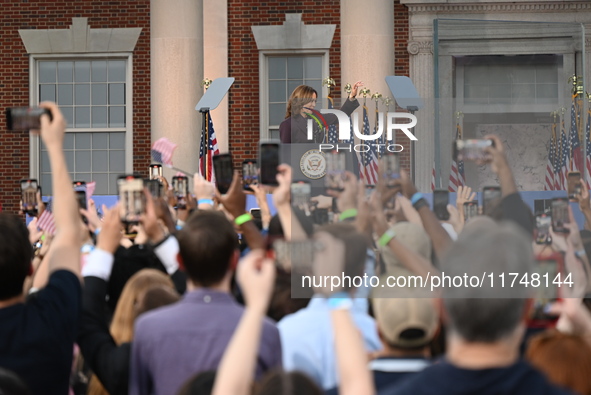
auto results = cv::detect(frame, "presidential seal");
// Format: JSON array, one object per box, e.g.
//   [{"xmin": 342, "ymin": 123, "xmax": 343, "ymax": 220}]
[{"xmin": 300, "ymin": 149, "xmax": 326, "ymax": 180}]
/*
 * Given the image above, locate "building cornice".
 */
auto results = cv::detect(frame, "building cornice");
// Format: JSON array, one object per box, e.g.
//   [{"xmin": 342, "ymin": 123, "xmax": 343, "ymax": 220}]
[{"xmin": 401, "ymin": 1, "xmax": 591, "ymax": 14}]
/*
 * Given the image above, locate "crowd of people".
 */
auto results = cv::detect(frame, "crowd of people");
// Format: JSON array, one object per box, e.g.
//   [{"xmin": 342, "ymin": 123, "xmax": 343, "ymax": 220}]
[{"xmin": 3, "ymin": 101, "xmax": 591, "ymax": 395}]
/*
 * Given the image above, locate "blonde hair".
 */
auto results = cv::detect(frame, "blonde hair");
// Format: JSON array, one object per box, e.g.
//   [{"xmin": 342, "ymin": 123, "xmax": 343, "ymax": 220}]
[
  {"xmin": 87, "ymin": 269, "xmax": 176, "ymax": 395},
  {"xmin": 285, "ymin": 85, "xmax": 317, "ymax": 118}
]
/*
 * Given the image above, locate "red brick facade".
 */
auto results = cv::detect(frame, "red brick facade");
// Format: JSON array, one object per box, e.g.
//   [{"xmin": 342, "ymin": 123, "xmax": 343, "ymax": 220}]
[
  {"xmin": 0, "ymin": 1, "xmax": 151, "ymax": 213},
  {"xmin": 227, "ymin": 0, "xmax": 411, "ymax": 171}
]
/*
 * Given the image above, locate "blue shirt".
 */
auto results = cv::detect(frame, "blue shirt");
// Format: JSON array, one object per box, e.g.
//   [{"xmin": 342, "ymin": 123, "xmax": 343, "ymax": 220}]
[
  {"xmin": 278, "ymin": 296, "xmax": 381, "ymax": 390},
  {"xmin": 130, "ymin": 288, "xmax": 282, "ymax": 395}
]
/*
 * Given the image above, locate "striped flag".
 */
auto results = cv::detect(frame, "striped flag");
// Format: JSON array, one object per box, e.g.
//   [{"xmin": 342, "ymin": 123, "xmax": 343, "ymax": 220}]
[
  {"xmin": 544, "ymin": 134, "xmax": 556, "ymax": 191},
  {"xmin": 357, "ymin": 105, "xmax": 379, "ymax": 185},
  {"xmin": 558, "ymin": 124, "xmax": 568, "ymax": 190},
  {"xmin": 327, "ymin": 96, "xmax": 339, "ymax": 144},
  {"xmin": 151, "ymin": 137, "xmax": 177, "ymax": 166},
  {"xmin": 569, "ymin": 100, "xmax": 582, "ymax": 172},
  {"xmin": 448, "ymin": 122, "xmax": 466, "ymax": 192},
  {"xmin": 431, "ymin": 164, "xmax": 436, "ymax": 191},
  {"xmin": 37, "ymin": 199, "xmax": 56, "ymax": 235},
  {"xmin": 199, "ymin": 110, "xmax": 220, "ymax": 182},
  {"xmin": 585, "ymin": 110, "xmax": 591, "ymax": 190}
]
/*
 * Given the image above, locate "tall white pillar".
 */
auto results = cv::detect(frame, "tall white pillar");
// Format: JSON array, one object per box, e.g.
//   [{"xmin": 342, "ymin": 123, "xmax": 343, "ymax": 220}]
[
  {"xmin": 341, "ymin": 0, "xmax": 394, "ymax": 123},
  {"xmin": 204, "ymin": 0, "xmax": 229, "ymax": 152},
  {"xmin": 151, "ymin": 0, "xmax": 203, "ymax": 176}
]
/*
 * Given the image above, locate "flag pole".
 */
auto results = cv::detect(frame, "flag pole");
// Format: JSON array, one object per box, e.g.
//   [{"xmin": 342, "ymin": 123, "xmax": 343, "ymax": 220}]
[
  {"xmin": 322, "ymin": 77, "xmax": 335, "ymax": 143},
  {"xmin": 200, "ymin": 78, "xmax": 212, "ymax": 181}
]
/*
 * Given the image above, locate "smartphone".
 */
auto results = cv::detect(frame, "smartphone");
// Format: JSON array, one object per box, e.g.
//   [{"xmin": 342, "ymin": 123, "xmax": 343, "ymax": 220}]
[
  {"xmin": 382, "ymin": 153, "xmax": 400, "ymax": 188},
  {"xmin": 325, "ymin": 150, "xmax": 346, "ymax": 192},
  {"xmin": 365, "ymin": 184, "xmax": 376, "ymax": 199},
  {"xmin": 291, "ymin": 181, "xmax": 312, "ymax": 211},
  {"xmin": 273, "ymin": 239, "xmax": 316, "ymax": 273},
  {"xmin": 453, "ymin": 139, "xmax": 494, "ymax": 162},
  {"xmin": 117, "ymin": 175, "xmax": 145, "ymax": 224},
  {"xmin": 20, "ymin": 179, "xmax": 38, "ymax": 216},
  {"xmin": 250, "ymin": 208, "xmax": 262, "ymax": 221},
  {"xmin": 463, "ymin": 200, "xmax": 479, "ymax": 223},
  {"xmin": 482, "ymin": 186, "xmax": 502, "ymax": 216},
  {"xmin": 149, "ymin": 164, "xmax": 163, "ymax": 180},
  {"xmin": 535, "ymin": 213, "xmax": 552, "ymax": 245},
  {"xmin": 551, "ymin": 197, "xmax": 570, "ymax": 233},
  {"xmin": 6, "ymin": 107, "xmax": 52, "ymax": 131},
  {"xmin": 529, "ymin": 254, "xmax": 564, "ymax": 328},
  {"xmin": 242, "ymin": 160, "xmax": 258, "ymax": 191},
  {"xmin": 259, "ymin": 140, "xmax": 280, "ymax": 186},
  {"xmin": 567, "ymin": 172, "xmax": 582, "ymax": 201},
  {"xmin": 145, "ymin": 179, "xmax": 162, "ymax": 198},
  {"xmin": 172, "ymin": 176, "xmax": 189, "ymax": 209},
  {"xmin": 433, "ymin": 189, "xmax": 450, "ymax": 221},
  {"xmin": 213, "ymin": 153, "xmax": 234, "ymax": 194}
]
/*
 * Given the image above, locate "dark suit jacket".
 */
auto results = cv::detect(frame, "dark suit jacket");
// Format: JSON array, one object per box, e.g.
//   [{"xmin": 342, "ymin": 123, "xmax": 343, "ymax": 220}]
[
  {"xmin": 78, "ymin": 276, "xmax": 131, "ymax": 395},
  {"xmin": 279, "ymin": 98, "xmax": 360, "ymax": 143}
]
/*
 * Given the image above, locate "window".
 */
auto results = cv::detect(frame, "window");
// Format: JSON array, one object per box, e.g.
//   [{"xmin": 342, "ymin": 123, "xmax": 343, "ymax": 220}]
[
  {"xmin": 262, "ymin": 53, "xmax": 326, "ymax": 139},
  {"xmin": 35, "ymin": 58, "xmax": 131, "ymax": 195}
]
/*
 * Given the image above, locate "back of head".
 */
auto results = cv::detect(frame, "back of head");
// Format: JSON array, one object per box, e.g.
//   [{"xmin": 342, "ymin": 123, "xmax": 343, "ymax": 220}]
[
  {"xmin": 110, "ymin": 269, "xmax": 175, "ymax": 344},
  {"xmin": 316, "ymin": 223, "xmax": 369, "ymax": 288},
  {"xmin": 527, "ymin": 330, "xmax": 591, "ymax": 395},
  {"xmin": 176, "ymin": 210, "xmax": 238, "ymax": 287},
  {"xmin": 0, "ymin": 214, "xmax": 32, "ymax": 301},
  {"xmin": 442, "ymin": 220, "xmax": 534, "ymax": 343},
  {"xmin": 0, "ymin": 368, "xmax": 30, "ymax": 395},
  {"xmin": 136, "ymin": 285, "xmax": 180, "ymax": 316},
  {"xmin": 176, "ymin": 370, "xmax": 216, "ymax": 395},
  {"xmin": 256, "ymin": 370, "xmax": 323, "ymax": 395}
]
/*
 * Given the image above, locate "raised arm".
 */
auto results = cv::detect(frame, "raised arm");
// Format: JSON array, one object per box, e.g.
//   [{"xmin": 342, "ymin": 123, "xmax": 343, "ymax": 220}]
[
  {"xmin": 273, "ymin": 164, "xmax": 307, "ymax": 241},
  {"xmin": 38, "ymin": 102, "xmax": 82, "ymax": 278}
]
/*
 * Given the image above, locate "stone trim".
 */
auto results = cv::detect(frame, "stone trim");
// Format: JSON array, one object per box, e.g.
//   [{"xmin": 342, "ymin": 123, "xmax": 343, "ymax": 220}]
[
  {"xmin": 19, "ymin": 17, "xmax": 142, "ymax": 54},
  {"xmin": 252, "ymin": 13, "xmax": 336, "ymax": 50},
  {"xmin": 402, "ymin": 2, "xmax": 591, "ymax": 14},
  {"xmin": 407, "ymin": 41, "xmax": 433, "ymax": 55}
]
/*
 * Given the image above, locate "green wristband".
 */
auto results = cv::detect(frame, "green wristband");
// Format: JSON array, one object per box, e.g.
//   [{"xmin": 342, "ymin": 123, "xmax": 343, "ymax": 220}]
[
  {"xmin": 234, "ymin": 213, "xmax": 253, "ymax": 226},
  {"xmin": 378, "ymin": 228, "xmax": 397, "ymax": 247},
  {"xmin": 339, "ymin": 209, "xmax": 358, "ymax": 221}
]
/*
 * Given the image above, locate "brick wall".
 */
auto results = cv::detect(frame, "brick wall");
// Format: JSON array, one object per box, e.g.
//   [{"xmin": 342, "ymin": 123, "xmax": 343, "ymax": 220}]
[
  {"xmin": 227, "ymin": 0, "xmax": 342, "ymax": 166},
  {"xmin": 0, "ymin": 1, "xmax": 150, "ymax": 213}
]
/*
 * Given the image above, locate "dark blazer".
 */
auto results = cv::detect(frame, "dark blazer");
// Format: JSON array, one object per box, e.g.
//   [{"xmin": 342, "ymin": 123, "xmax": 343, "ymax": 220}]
[
  {"xmin": 78, "ymin": 276, "xmax": 131, "ymax": 395},
  {"xmin": 279, "ymin": 98, "xmax": 359, "ymax": 144}
]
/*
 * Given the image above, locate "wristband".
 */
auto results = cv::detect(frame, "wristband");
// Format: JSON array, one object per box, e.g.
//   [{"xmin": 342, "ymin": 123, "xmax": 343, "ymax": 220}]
[
  {"xmin": 198, "ymin": 199, "xmax": 214, "ymax": 206},
  {"xmin": 378, "ymin": 228, "xmax": 397, "ymax": 247},
  {"xmin": 339, "ymin": 209, "xmax": 358, "ymax": 221},
  {"xmin": 234, "ymin": 213, "xmax": 253, "ymax": 226},
  {"xmin": 410, "ymin": 192, "xmax": 424, "ymax": 206},
  {"xmin": 413, "ymin": 198, "xmax": 429, "ymax": 211},
  {"xmin": 575, "ymin": 249, "xmax": 587, "ymax": 260},
  {"xmin": 94, "ymin": 228, "xmax": 101, "ymax": 236},
  {"xmin": 328, "ymin": 292, "xmax": 353, "ymax": 310}
]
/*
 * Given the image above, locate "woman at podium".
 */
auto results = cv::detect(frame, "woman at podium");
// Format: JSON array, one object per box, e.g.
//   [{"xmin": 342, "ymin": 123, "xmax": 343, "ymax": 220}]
[{"xmin": 279, "ymin": 81, "xmax": 363, "ymax": 144}]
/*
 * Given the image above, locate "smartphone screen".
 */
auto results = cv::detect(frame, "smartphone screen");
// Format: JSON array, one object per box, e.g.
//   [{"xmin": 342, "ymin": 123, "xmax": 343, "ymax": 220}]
[
  {"xmin": 551, "ymin": 197, "xmax": 570, "ymax": 233},
  {"xmin": 250, "ymin": 208, "xmax": 262, "ymax": 221},
  {"xmin": 535, "ymin": 213, "xmax": 552, "ymax": 245},
  {"xmin": 273, "ymin": 239, "xmax": 315, "ymax": 273},
  {"xmin": 259, "ymin": 142, "xmax": 280, "ymax": 186},
  {"xmin": 482, "ymin": 186, "xmax": 502, "ymax": 216},
  {"xmin": 291, "ymin": 181, "xmax": 312, "ymax": 210},
  {"xmin": 6, "ymin": 107, "xmax": 51, "ymax": 131},
  {"xmin": 242, "ymin": 160, "xmax": 258, "ymax": 191},
  {"xmin": 325, "ymin": 151, "xmax": 346, "ymax": 191},
  {"xmin": 453, "ymin": 139, "xmax": 494, "ymax": 162},
  {"xmin": 75, "ymin": 190, "xmax": 87, "ymax": 211},
  {"xmin": 172, "ymin": 176, "xmax": 189, "ymax": 209},
  {"xmin": 145, "ymin": 179, "xmax": 162, "ymax": 198},
  {"xmin": 382, "ymin": 153, "xmax": 400, "ymax": 188},
  {"xmin": 463, "ymin": 200, "xmax": 478, "ymax": 223},
  {"xmin": 567, "ymin": 172, "xmax": 582, "ymax": 201},
  {"xmin": 20, "ymin": 179, "xmax": 38, "ymax": 215},
  {"xmin": 433, "ymin": 189, "xmax": 450, "ymax": 221},
  {"xmin": 149, "ymin": 164, "xmax": 163, "ymax": 180},
  {"xmin": 529, "ymin": 255, "xmax": 562, "ymax": 327},
  {"xmin": 213, "ymin": 154, "xmax": 234, "ymax": 194},
  {"xmin": 118, "ymin": 176, "xmax": 145, "ymax": 224}
]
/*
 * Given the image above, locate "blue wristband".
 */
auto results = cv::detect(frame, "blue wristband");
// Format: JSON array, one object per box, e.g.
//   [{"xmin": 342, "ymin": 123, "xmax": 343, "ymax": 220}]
[
  {"xmin": 410, "ymin": 192, "xmax": 424, "ymax": 206},
  {"xmin": 198, "ymin": 199, "xmax": 214, "ymax": 206},
  {"xmin": 327, "ymin": 292, "xmax": 352, "ymax": 310}
]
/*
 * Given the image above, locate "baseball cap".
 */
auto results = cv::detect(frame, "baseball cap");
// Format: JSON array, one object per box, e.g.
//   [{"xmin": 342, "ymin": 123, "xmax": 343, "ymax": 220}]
[{"xmin": 372, "ymin": 295, "xmax": 439, "ymax": 348}]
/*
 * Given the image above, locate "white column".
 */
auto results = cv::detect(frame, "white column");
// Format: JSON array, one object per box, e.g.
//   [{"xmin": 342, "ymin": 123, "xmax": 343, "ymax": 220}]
[
  {"xmin": 151, "ymin": 0, "xmax": 203, "ymax": 176},
  {"xmin": 204, "ymin": 0, "xmax": 229, "ymax": 152},
  {"xmin": 341, "ymin": 0, "xmax": 394, "ymax": 121}
]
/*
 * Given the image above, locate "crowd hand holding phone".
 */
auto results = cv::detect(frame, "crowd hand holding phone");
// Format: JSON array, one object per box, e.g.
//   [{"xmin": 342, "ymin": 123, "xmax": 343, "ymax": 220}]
[
  {"xmin": 249, "ymin": 183, "xmax": 272, "ymax": 229},
  {"xmin": 96, "ymin": 205, "xmax": 123, "ymax": 255},
  {"xmin": 80, "ymin": 199, "xmax": 103, "ymax": 233},
  {"xmin": 177, "ymin": 194, "xmax": 196, "ymax": 222},
  {"xmin": 193, "ymin": 173, "xmax": 216, "ymax": 210},
  {"xmin": 481, "ymin": 134, "xmax": 517, "ymax": 196},
  {"xmin": 396, "ymin": 195, "xmax": 422, "ymax": 227},
  {"xmin": 140, "ymin": 191, "xmax": 168, "ymax": 245},
  {"xmin": 27, "ymin": 217, "xmax": 43, "ymax": 245}
]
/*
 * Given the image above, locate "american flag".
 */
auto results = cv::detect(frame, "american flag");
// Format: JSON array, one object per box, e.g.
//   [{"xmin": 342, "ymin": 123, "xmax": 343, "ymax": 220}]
[
  {"xmin": 569, "ymin": 100, "xmax": 582, "ymax": 172},
  {"xmin": 431, "ymin": 163, "xmax": 439, "ymax": 191},
  {"xmin": 357, "ymin": 106, "xmax": 379, "ymax": 185},
  {"xmin": 199, "ymin": 110, "xmax": 220, "ymax": 182},
  {"xmin": 558, "ymin": 125, "xmax": 568, "ymax": 190},
  {"xmin": 37, "ymin": 198, "xmax": 56, "ymax": 235},
  {"xmin": 448, "ymin": 122, "xmax": 466, "ymax": 192},
  {"xmin": 151, "ymin": 137, "xmax": 177, "ymax": 166},
  {"xmin": 327, "ymin": 96, "xmax": 339, "ymax": 144},
  {"xmin": 544, "ymin": 134, "xmax": 556, "ymax": 191},
  {"xmin": 585, "ymin": 110, "xmax": 591, "ymax": 190}
]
